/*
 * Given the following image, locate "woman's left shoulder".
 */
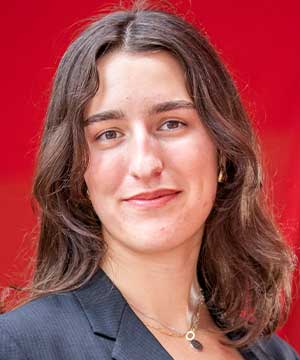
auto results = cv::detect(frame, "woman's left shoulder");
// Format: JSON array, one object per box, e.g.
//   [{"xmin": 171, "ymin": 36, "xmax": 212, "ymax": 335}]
[{"xmin": 253, "ymin": 334, "xmax": 299, "ymax": 360}]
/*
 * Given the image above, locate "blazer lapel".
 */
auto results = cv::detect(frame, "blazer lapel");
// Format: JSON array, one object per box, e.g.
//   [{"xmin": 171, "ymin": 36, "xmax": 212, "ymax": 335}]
[
  {"xmin": 74, "ymin": 267, "xmax": 270, "ymax": 360},
  {"xmin": 112, "ymin": 304, "xmax": 172, "ymax": 360},
  {"xmin": 73, "ymin": 267, "xmax": 172, "ymax": 360}
]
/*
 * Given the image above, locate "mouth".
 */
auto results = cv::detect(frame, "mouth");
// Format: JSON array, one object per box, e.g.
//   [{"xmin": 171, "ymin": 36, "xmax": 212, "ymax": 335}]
[{"xmin": 124, "ymin": 191, "xmax": 181, "ymax": 209}]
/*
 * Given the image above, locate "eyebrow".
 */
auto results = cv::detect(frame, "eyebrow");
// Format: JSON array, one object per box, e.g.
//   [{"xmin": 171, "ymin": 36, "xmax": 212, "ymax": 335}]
[{"xmin": 84, "ymin": 100, "xmax": 195, "ymax": 126}]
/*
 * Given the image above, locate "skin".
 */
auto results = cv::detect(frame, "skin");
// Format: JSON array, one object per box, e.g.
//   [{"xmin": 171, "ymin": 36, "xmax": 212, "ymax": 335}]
[{"xmin": 83, "ymin": 50, "xmax": 224, "ymax": 352}]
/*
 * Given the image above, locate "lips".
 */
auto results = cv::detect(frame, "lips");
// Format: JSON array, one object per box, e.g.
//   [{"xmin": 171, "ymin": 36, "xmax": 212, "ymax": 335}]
[
  {"xmin": 125, "ymin": 189, "xmax": 180, "ymax": 201},
  {"xmin": 124, "ymin": 189, "xmax": 181, "ymax": 209}
]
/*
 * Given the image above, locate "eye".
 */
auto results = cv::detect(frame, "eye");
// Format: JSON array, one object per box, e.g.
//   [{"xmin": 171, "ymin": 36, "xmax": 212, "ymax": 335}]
[
  {"xmin": 95, "ymin": 129, "xmax": 122, "ymax": 142},
  {"xmin": 159, "ymin": 120, "xmax": 186, "ymax": 131}
]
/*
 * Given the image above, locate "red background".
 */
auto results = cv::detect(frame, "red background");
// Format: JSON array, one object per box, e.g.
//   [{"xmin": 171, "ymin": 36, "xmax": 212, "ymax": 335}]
[{"xmin": 1, "ymin": 0, "xmax": 299, "ymax": 351}]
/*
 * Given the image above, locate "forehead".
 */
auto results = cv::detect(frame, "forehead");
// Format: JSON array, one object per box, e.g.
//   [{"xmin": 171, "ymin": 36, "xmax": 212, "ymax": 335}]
[
  {"xmin": 85, "ymin": 50, "xmax": 191, "ymax": 117},
  {"xmin": 96, "ymin": 49, "xmax": 186, "ymax": 80}
]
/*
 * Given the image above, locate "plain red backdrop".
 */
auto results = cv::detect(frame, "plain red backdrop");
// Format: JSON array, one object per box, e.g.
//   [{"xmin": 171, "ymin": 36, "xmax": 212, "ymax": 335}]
[{"xmin": 1, "ymin": 0, "xmax": 299, "ymax": 350}]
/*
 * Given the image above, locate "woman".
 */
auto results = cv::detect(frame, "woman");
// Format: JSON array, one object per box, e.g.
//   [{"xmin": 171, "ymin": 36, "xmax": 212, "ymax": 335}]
[{"xmin": 0, "ymin": 2, "xmax": 298, "ymax": 359}]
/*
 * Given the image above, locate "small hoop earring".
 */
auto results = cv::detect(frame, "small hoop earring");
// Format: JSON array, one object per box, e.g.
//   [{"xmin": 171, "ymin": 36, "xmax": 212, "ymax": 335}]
[
  {"xmin": 217, "ymin": 151, "xmax": 227, "ymax": 184},
  {"xmin": 218, "ymin": 170, "xmax": 224, "ymax": 183}
]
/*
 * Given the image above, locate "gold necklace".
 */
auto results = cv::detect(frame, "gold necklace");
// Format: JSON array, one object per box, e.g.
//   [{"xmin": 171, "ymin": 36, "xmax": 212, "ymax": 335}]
[{"xmin": 128, "ymin": 298, "xmax": 204, "ymax": 352}]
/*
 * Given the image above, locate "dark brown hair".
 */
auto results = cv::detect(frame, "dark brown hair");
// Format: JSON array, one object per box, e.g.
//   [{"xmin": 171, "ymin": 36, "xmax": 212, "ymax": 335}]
[{"xmin": 2, "ymin": 1, "xmax": 296, "ymax": 348}]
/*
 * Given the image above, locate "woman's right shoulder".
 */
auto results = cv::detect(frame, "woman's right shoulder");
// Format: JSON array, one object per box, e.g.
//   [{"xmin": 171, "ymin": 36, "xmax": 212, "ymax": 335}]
[
  {"xmin": 0, "ymin": 292, "xmax": 84, "ymax": 359},
  {"xmin": 0, "ymin": 291, "xmax": 77, "ymax": 329}
]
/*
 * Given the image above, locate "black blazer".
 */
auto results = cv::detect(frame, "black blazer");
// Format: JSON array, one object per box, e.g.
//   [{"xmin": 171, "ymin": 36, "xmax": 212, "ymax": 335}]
[{"xmin": 0, "ymin": 267, "xmax": 299, "ymax": 359}]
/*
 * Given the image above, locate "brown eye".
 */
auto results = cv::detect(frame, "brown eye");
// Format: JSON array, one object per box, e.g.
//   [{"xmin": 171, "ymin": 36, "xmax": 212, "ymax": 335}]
[
  {"xmin": 96, "ymin": 130, "xmax": 122, "ymax": 142},
  {"xmin": 160, "ymin": 120, "xmax": 186, "ymax": 131}
]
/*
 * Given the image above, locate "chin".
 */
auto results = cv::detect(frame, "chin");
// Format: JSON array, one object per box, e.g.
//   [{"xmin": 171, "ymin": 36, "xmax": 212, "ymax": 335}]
[{"xmin": 123, "ymin": 230, "xmax": 187, "ymax": 254}]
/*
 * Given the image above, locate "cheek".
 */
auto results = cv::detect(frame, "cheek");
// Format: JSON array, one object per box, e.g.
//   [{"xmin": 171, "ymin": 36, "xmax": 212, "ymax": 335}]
[
  {"xmin": 169, "ymin": 134, "xmax": 218, "ymax": 180},
  {"xmin": 174, "ymin": 136, "xmax": 218, "ymax": 207},
  {"xmin": 84, "ymin": 149, "xmax": 126, "ymax": 197}
]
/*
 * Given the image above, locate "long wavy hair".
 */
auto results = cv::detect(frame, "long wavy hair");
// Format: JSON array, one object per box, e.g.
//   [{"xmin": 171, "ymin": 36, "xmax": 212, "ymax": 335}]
[{"xmin": 2, "ymin": 1, "xmax": 296, "ymax": 348}]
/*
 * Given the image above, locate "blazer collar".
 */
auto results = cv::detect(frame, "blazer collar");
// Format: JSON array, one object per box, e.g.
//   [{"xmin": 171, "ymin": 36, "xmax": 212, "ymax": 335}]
[
  {"xmin": 73, "ymin": 267, "xmax": 172, "ymax": 359},
  {"xmin": 73, "ymin": 267, "xmax": 268, "ymax": 360}
]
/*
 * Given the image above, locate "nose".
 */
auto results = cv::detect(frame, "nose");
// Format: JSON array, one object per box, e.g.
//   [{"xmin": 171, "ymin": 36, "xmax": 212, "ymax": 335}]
[{"xmin": 128, "ymin": 131, "xmax": 164, "ymax": 181}]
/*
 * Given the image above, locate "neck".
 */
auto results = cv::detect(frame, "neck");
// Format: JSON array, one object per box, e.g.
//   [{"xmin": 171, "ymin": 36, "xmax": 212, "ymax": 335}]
[{"xmin": 100, "ymin": 230, "xmax": 213, "ymax": 333}]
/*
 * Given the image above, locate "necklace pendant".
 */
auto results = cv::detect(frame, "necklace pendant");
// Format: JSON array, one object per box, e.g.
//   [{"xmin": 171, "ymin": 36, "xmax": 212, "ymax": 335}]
[
  {"xmin": 185, "ymin": 330, "xmax": 203, "ymax": 352},
  {"xmin": 189, "ymin": 339, "xmax": 203, "ymax": 351}
]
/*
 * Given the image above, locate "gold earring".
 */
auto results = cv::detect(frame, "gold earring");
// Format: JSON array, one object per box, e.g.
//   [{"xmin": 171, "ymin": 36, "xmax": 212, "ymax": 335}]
[{"xmin": 218, "ymin": 170, "xmax": 224, "ymax": 183}]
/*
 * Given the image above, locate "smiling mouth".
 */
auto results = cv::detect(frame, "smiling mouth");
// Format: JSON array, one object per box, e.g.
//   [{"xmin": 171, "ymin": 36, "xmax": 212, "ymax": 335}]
[{"xmin": 124, "ymin": 191, "xmax": 181, "ymax": 209}]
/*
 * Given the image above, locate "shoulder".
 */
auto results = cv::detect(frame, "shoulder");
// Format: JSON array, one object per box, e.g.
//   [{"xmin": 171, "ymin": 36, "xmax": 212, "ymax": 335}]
[
  {"xmin": 0, "ymin": 292, "xmax": 88, "ymax": 359},
  {"xmin": 251, "ymin": 334, "xmax": 299, "ymax": 360},
  {"xmin": 0, "ymin": 291, "xmax": 81, "ymax": 332}
]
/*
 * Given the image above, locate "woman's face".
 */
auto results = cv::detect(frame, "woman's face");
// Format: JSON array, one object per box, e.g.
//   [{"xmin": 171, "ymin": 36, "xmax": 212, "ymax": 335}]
[{"xmin": 84, "ymin": 50, "xmax": 218, "ymax": 254}]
